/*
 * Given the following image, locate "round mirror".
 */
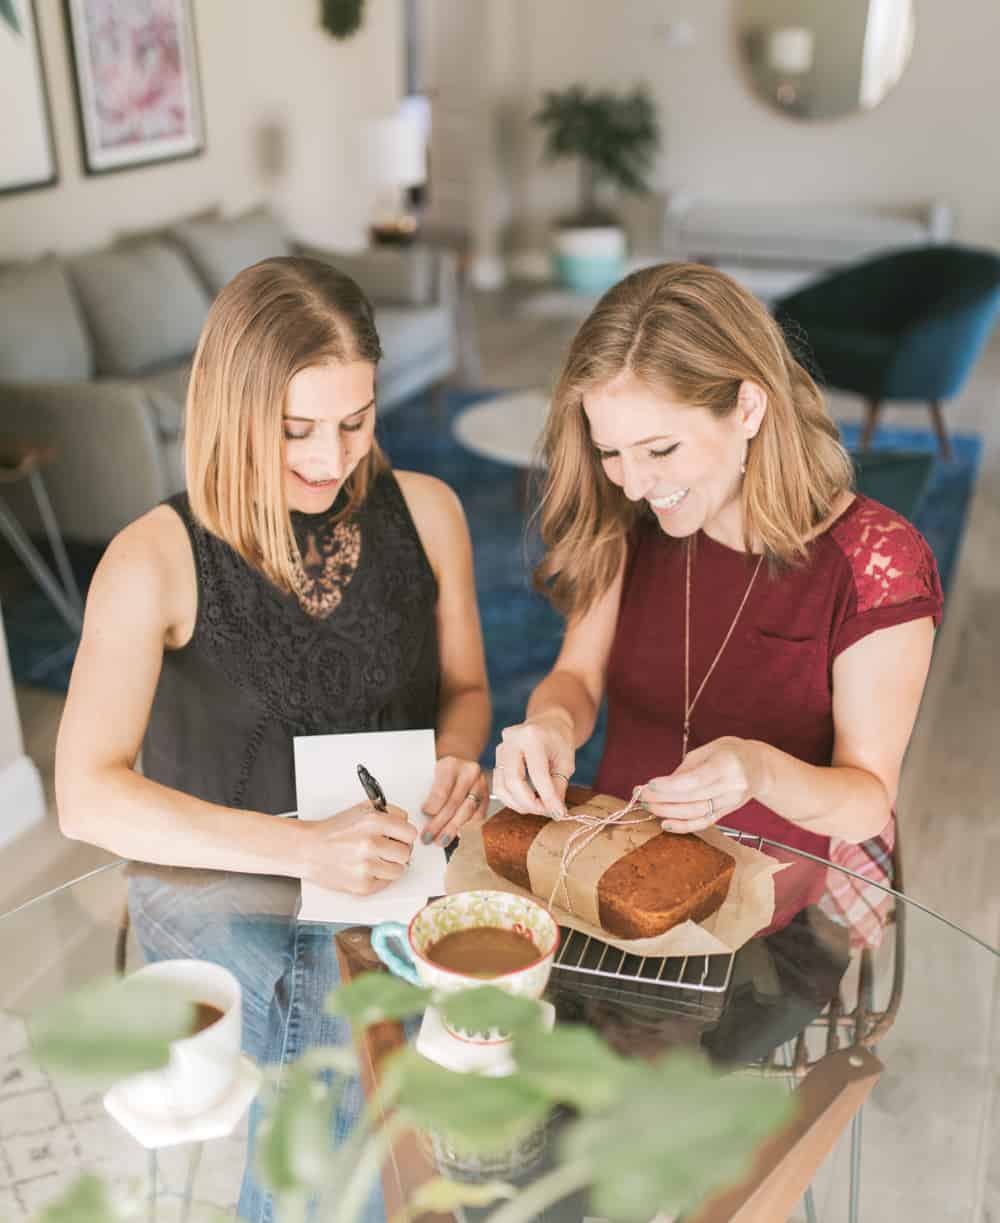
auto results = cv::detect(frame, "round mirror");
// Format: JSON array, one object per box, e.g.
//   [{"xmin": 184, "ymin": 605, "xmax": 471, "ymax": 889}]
[{"xmin": 738, "ymin": 0, "xmax": 915, "ymax": 121}]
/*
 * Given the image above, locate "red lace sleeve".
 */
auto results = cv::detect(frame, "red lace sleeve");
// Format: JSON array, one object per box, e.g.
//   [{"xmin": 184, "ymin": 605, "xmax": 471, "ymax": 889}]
[{"xmin": 830, "ymin": 500, "xmax": 943, "ymax": 658}]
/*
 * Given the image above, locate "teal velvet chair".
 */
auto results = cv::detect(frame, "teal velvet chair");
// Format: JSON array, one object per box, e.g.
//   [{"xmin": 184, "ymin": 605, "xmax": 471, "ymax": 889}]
[{"xmin": 775, "ymin": 245, "xmax": 1000, "ymax": 458}]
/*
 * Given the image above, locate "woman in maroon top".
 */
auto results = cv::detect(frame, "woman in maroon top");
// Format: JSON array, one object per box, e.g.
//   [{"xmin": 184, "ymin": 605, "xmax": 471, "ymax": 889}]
[{"xmin": 494, "ymin": 263, "xmax": 941, "ymax": 927}]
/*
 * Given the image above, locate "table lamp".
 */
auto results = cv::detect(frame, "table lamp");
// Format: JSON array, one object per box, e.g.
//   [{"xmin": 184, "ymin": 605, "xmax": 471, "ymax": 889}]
[{"xmin": 364, "ymin": 109, "xmax": 427, "ymax": 244}]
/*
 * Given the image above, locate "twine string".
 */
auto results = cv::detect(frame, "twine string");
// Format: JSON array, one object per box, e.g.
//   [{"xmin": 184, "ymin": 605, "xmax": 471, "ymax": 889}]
[{"xmin": 547, "ymin": 788, "xmax": 656, "ymax": 915}]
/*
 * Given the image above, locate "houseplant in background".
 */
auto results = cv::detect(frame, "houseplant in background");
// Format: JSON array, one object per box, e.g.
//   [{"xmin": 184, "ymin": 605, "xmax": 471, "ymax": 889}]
[
  {"xmin": 533, "ymin": 84, "xmax": 660, "ymax": 294},
  {"xmin": 27, "ymin": 971, "xmax": 792, "ymax": 1222},
  {"xmin": 320, "ymin": 0, "xmax": 365, "ymax": 39}
]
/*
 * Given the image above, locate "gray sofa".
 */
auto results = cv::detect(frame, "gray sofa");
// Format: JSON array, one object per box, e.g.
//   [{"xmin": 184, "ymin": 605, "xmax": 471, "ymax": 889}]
[{"xmin": 0, "ymin": 207, "xmax": 458, "ymax": 542}]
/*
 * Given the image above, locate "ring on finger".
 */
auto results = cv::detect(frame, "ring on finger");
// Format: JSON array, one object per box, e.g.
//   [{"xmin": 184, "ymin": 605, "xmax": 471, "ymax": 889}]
[
  {"xmin": 465, "ymin": 791, "xmax": 482, "ymax": 809},
  {"xmin": 706, "ymin": 797, "xmax": 715, "ymax": 819}
]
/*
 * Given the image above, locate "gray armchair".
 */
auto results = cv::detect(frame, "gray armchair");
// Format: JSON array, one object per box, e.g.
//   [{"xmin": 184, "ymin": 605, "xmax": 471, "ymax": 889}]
[{"xmin": 0, "ymin": 207, "xmax": 459, "ymax": 544}]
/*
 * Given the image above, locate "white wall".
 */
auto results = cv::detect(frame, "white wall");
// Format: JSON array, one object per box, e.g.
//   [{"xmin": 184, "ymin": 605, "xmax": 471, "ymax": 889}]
[
  {"xmin": 0, "ymin": 0, "xmax": 403, "ymax": 260},
  {"xmin": 423, "ymin": 0, "xmax": 1000, "ymax": 268},
  {"xmin": 0, "ymin": 609, "xmax": 44, "ymax": 850}
]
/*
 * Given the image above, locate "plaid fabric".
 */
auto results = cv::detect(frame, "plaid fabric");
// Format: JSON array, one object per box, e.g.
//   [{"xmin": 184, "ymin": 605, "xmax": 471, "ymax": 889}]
[{"xmin": 817, "ymin": 818, "xmax": 896, "ymax": 949}]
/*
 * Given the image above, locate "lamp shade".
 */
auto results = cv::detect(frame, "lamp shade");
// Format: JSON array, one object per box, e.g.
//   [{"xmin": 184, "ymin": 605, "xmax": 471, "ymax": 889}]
[{"xmin": 364, "ymin": 112, "xmax": 426, "ymax": 190}]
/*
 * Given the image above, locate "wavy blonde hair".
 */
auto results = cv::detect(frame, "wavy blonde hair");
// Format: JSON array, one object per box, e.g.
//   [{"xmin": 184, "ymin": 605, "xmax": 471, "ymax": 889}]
[
  {"xmin": 185, "ymin": 256, "xmax": 388, "ymax": 593},
  {"xmin": 536, "ymin": 262, "xmax": 853, "ymax": 617}
]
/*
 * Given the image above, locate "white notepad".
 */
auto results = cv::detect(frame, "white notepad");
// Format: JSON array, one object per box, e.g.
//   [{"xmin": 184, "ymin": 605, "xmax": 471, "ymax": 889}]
[{"xmin": 294, "ymin": 729, "xmax": 446, "ymax": 925}]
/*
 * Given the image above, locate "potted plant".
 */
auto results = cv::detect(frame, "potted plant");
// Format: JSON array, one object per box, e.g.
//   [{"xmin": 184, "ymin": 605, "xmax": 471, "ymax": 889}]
[
  {"xmin": 533, "ymin": 84, "xmax": 660, "ymax": 294},
  {"xmin": 27, "ymin": 970, "xmax": 791, "ymax": 1222}
]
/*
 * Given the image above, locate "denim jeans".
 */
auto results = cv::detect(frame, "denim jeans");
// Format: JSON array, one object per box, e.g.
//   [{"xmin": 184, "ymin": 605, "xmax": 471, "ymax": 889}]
[{"xmin": 127, "ymin": 870, "xmax": 387, "ymax": 1223}]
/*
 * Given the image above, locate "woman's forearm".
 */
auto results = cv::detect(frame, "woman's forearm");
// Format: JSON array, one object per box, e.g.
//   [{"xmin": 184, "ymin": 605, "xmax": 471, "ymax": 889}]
[
  {"xmin": 526, "ymin": 670, "xmax": 599, "ymax": 747},
  {"xmin": 752, "ymin": 740, "xmax": 893, "ymax": 843},
  {"xmin": 435, "ymin": 685, "xmax": 492, "ymax": 762},
  {"xmin": 58, "ymin": 766, "xmax": 308, "ymax": 876}
]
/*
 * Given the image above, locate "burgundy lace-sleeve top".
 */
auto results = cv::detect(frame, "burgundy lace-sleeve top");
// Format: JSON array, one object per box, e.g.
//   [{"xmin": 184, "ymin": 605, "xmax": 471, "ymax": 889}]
[{"xmin": 593, "ymin": 495, "xmax": 943, "ymax": 862}]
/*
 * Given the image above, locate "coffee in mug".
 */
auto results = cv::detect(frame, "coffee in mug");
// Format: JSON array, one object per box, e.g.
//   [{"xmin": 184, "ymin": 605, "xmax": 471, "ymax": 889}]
[{"xmin": 425, "ymin": 926, "xmax": 540, "ymax": 977}]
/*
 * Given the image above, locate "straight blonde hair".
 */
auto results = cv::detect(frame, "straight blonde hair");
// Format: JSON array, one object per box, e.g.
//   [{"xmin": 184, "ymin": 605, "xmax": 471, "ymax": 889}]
[
  {"xmin": 536, "ymin": 262, "xmax": 854, "ymax": 617},
  {"xmin": 185, "ymin": 256, "xmax": 388, "ymax": 593}
]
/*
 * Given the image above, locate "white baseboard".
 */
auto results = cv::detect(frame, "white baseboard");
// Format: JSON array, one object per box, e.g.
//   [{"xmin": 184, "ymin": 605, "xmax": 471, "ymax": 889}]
[{"xmin": 0, "ymin": 754, "xmax": 46, "ymax": 851}]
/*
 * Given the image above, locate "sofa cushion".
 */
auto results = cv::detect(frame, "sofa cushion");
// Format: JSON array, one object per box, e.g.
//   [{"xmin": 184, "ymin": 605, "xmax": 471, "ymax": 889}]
[
  {"xmin": 171, "ymin": 205, "xmax": 291, "ymax": 294},
  {"xmin": 131, "ymin": 361, "xmax": 191, "ymax": 440},
  {"xmin": 0, "ymin": 257, "xmax": 94, "ymax": 383},
  {"xmin": 375, "ymin": 303, "xmax": 452, "ymax": 369},
  {"xmin": 296, "ymin": 242, "xmax": 435, "ymax": 306},
  {"xmin": 69, "ymin": 242, "xmax": 211, "ymax": 377}
]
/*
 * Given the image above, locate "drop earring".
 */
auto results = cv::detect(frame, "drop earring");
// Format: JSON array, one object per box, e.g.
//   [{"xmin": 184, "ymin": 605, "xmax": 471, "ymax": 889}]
[{"xmin": 740, "ymin": 439, "xmax": 749, "ymax": 476}]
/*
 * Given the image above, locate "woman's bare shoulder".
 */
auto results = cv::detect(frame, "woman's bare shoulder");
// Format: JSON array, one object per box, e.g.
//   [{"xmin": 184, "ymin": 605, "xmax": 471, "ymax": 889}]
[
  {"xmin": 90, "ymin": 505, "xmax": 197, "ymax": 645},
  {"xmin": 393, "ymin": 469, "xmax": 469, "ymax": 577}
]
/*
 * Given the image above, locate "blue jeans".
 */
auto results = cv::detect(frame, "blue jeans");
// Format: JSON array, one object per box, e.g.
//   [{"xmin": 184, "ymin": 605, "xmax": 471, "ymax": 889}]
[{"xmin": 128, "ymin": 870, "xmax": 387, "ymax": 1223}]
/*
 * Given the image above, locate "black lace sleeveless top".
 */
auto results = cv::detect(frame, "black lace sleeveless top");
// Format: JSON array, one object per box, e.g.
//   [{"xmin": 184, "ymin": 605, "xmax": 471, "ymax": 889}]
[{"xmin": 142, "ymin": 471, "xmax": 440, "ymax": 814}]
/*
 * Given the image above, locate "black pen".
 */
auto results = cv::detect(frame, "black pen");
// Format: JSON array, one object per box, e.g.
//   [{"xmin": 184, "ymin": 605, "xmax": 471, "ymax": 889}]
[{"xmin": 357, "ymin": 763, "xmax": 388, "ymax": 812}]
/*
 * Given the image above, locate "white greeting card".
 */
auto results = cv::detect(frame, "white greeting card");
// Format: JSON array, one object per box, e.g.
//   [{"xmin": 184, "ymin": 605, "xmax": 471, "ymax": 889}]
[{"xmin": 294, "ymin": 729, "xmax": 445, "ymax": 925}]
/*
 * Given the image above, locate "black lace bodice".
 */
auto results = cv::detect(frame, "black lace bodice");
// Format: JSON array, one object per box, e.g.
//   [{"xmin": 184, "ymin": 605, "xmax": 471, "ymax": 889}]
[{"xmin": 142, "ymin": 471, "xmax": 440, "ymax": 814}]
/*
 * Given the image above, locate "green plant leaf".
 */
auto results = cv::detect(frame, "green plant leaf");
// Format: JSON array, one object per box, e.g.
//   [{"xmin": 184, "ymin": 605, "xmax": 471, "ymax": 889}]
[
  {"xmin": 0, "ymin": 0, "xmax": 21, "ymax": 37},
  {"xmin": 325, "ymin": 971, "xmax": 431, "ymax": 1027},
  {"xmin": 438, "ymin": 986, "xmax": 544, "ymax": 1039},
  {"xmin": 392, "ymin": 1175, "xmax": 516, "ymax": 1221},
  {"xmin": 29, "ymin": 976, "xmax": 193, "ymax": 1078},
  {"xmin": 512, "ymin": 1023, "xmax": 636, "ymax": 1114},
  {"xmin": 319, "ymin": 0, "xmax": 364, "ymax": 39},
  {"xmin": 561, "ymin": 1050, "xmax": 795, "ymax": 1222},
  {"xmin": 37, "ymin": 1173, "xmax": 123, "ymax": 1222},
  {"xmin": 391, "ymin": 1048, "xmax": 550, "ymax": 1152},
  {"xmin": 296, "ymin": 1044, "xmax": 358, "ymax": 1077},
  {"xmin": 257, "ymin": 1066, "xmax": 336, "ymax": 1195},
  {"xmin": 532, "ymin": 81, "xmax": 660, "ymax": 215}
]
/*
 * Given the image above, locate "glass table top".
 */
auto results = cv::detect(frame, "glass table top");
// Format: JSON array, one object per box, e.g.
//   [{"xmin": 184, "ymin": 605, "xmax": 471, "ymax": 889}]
[{"xmin": 0, "ymin": 839, "xmax": 996, "ymax": 1223}]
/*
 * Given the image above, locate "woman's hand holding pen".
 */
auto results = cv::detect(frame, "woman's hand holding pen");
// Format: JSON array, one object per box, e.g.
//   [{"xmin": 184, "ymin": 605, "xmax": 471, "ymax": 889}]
[
  {"xmin": 298, "ymin": 802, "xmax": 416, "ymax": 895},
  {"xmin": 421, "ymin": 756, "xmax": 489, "ymax": 846}
]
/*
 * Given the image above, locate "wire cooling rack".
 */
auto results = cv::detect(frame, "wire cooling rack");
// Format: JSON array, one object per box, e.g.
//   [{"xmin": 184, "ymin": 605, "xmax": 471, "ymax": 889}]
[{"xmin": 547, "ymin": 829, "xmax": 764, "ymax": 1015}]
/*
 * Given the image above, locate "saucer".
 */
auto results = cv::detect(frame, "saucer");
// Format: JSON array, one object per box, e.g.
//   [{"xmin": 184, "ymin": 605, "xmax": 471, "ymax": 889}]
[
  {"xmin": 103, "ymin": 1053, "xmax": 262, "ymax": 1149},
  {"xmin": 416, "ymin": 1001, "xmax": 555, "ymax": 1076}
]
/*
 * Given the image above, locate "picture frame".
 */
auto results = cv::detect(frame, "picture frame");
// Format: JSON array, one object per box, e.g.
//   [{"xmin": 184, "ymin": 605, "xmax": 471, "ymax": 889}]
[
  {"xmin": 63, "ymin": 0, "xmax": 205, "ymax": 176},
  {"xmin": 0, "ymin": 0, "xmax": 59, "ymax": 195}
]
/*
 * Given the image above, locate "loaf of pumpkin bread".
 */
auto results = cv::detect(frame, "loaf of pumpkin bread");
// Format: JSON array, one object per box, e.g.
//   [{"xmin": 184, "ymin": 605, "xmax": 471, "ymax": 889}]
[{"xmin": 482, "ymin": 804, "xmax": 735, "ymax": 939}]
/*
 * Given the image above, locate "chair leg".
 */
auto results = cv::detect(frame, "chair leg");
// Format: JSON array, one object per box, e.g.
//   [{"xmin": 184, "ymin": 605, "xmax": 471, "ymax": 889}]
[
  {"xmin": 928, "ymin": 400, "xmax": 953, "ymax": 461},
  {"xmin": 848, "ymin": 1104, "xmax": 863, "ymax": 1223},
  {"xmin": 859, "ymin": 399, "xmax": 882, "ymax": 450},
  {"xmin": 115, "ymin": 902, "xmax": 130, "ymax": 976}
]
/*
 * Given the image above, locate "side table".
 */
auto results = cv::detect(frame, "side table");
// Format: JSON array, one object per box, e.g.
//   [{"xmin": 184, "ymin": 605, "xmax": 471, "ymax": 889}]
[{"xmin": 0, "ymin": 438, "xmax": 84, "ymax": 633}]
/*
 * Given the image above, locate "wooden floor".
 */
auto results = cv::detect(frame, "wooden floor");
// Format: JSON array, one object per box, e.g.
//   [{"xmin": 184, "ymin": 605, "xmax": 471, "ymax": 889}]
[{"xmin": 2, "ymin": 282, "xmax": 998, "ymax": 1222}]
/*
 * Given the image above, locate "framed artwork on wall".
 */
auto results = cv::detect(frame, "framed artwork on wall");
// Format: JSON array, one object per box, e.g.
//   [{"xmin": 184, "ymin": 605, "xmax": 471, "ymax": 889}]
[
  {"xmin": 64, "ymin": 0, "xmax": 205, "ymax": 175},
  {"xmin": 0, "ymin": 0, "xmax": 59, "ymax": 195}
]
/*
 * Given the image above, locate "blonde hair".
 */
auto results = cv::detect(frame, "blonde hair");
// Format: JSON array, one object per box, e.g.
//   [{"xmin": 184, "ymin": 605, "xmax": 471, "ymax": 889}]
[
  {"xmin": 536, "ymin": 262, "xmax": 853, "ymax": 617},
  {"xmin": 185, "ymin": 256, "xmax": 388, "ymax": 593}
]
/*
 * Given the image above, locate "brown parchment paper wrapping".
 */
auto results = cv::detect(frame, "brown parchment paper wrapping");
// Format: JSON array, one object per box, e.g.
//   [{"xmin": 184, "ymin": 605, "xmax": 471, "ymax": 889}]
[
  {"xmin": 526, "ymin": 794, "xmax": 662, "ymax": 928},
  {"xmin": 446, "ymin": 809, "xmax": 785, "ymax": 958}
]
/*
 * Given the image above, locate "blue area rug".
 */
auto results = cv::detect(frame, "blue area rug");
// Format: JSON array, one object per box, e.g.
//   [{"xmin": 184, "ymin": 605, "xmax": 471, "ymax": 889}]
[{"xmin": 1, "ymin": 390, "xmax": 983, "ymax": 784}]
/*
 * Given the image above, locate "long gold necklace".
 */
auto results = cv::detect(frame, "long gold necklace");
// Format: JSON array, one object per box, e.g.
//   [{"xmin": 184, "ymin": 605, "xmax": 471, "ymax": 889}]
[{"xmin": 682, "ymin": 537, "xmax": 764, "ymax": 760}]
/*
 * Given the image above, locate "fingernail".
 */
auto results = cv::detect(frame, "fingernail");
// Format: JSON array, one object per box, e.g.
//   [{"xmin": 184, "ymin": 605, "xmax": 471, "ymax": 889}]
[
  {"xmin": 421, "ymin": 831, "xmax": 433, "ymax": 844},
  {"xmin": 438, "ymin": 833, "xmax": 450, "ymax": 847}
]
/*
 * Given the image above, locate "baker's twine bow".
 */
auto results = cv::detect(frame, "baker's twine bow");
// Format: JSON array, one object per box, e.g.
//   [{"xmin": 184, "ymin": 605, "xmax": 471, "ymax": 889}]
[{"xmin": 548, "ymin": 787, "xmax": 656, "ymax": 915}]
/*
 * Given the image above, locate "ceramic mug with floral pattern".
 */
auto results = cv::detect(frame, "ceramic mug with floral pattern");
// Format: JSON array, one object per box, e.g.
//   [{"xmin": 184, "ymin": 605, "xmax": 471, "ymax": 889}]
[{"xmin": 371, "ymin": 890, "xmax": 560, "ymax": 1020}]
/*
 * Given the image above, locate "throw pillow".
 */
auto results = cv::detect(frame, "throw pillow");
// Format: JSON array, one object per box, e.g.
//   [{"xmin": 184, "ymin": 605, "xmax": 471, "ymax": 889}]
[
  {"xmin": 171, "ymin": 205, "xmax": 292, "ymax": 294},
  {"xmin": 69, "ymin": 241, "xmax": 211, "ymax": 377},
  {"xmin": 0, "ymin": 256, "xmax": 94, "ymax": 383}
]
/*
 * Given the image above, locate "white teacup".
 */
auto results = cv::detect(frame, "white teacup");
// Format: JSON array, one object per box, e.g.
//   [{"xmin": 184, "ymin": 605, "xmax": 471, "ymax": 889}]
[
  {"xmin": 114, "ymin": 960, "xmax": 242, "ymax": 1122},
  {"xmin": 372, "ymin": 890, "xmax": 560, "ymax": 1038}
]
